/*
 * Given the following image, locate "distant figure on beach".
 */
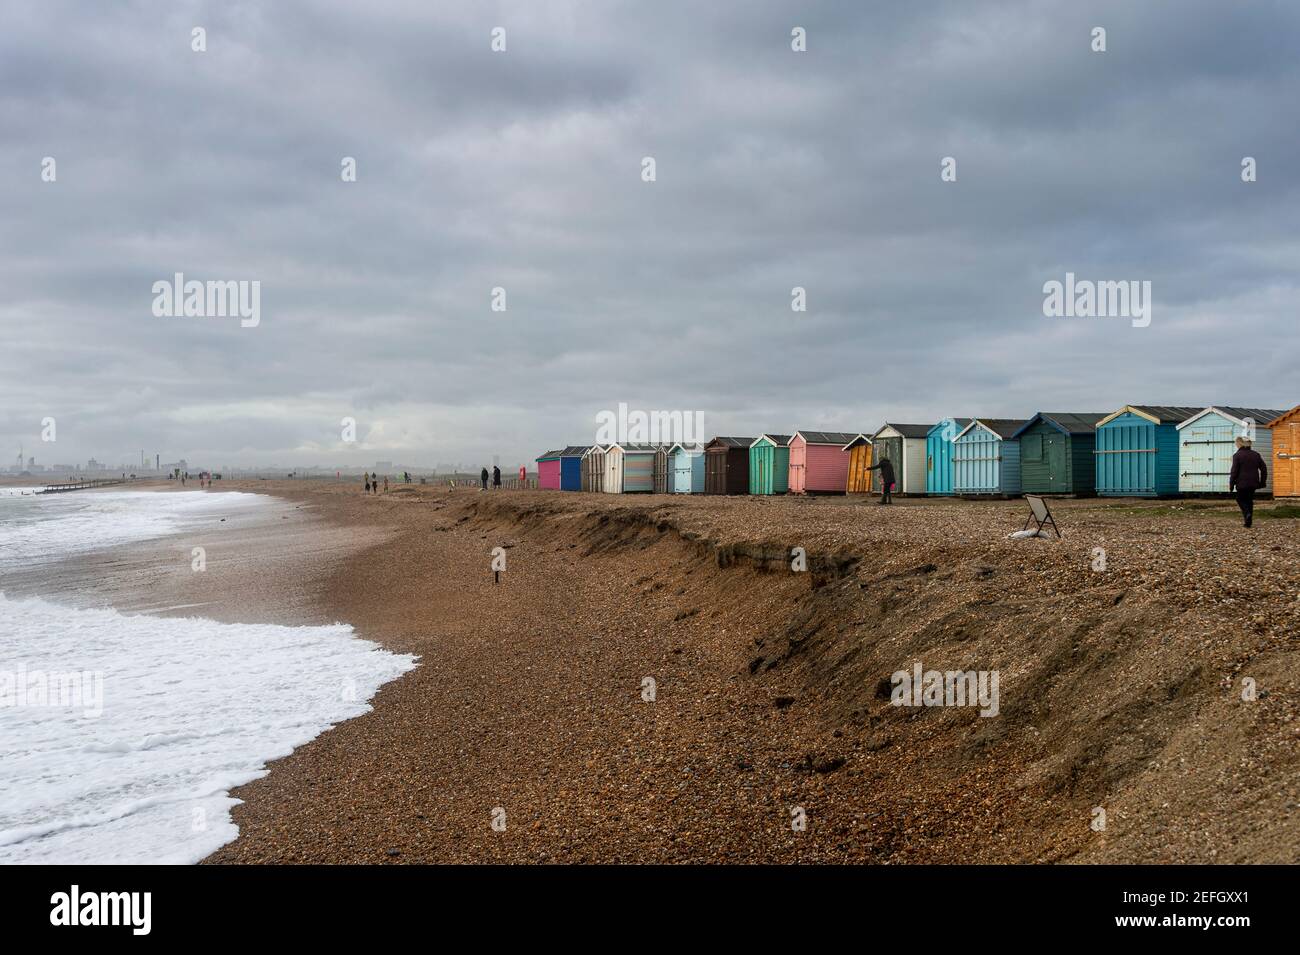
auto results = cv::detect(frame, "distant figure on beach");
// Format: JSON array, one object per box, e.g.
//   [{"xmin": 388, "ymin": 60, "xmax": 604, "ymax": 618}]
[
  {"xmin": 480, "ymin": 467, "xmax": 489, "ymax": 491},
  {"xmin": 383, "ymin": 475, "xmax": 389, "ymax": 493},
  {"xmin": 492, "ymin": 465, "xmax": 501, "ymax": 490},
  {"xmin": 866, "ymin": 457, "xmax": 895, "ymax": 504},
  {"xmin": 1229, "ymin": 436, "xmax": 1267, "ymax": 528},
  {"xmin": 364, "ymin": 473, "xmax": 371, "ymax": 494}
]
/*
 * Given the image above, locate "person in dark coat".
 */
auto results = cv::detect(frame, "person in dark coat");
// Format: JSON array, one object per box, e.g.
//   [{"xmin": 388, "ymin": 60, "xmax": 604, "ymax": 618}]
[
  {"xmin": 865, "ymin": 457, "xmax": 896, "ymax": 504},
  {"xmin": 492, "ymin": 465, "xmax": 501, "ymax": 490},
  {"xmin": 1229, "ymin": 437, "xmax": 1267, "ymax": 528},
  {"xmin": 480, "ymin": 467, "xmax": 489, "ymax": 491}
]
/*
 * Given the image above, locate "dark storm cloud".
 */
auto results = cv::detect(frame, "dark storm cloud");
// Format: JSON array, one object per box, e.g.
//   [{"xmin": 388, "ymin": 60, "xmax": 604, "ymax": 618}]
[{"xmin": 1, "ymin": 0, "xmax": 1297, "ymax": 470}]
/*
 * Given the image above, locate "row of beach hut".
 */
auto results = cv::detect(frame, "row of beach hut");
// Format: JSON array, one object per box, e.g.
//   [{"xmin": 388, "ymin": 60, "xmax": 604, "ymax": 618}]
[{"xmin": 536, "ymin": 405, "xmax": 1300, "ymax": 498}]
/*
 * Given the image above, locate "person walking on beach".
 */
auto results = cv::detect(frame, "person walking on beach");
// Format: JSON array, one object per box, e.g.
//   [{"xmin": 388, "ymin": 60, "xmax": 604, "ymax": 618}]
[
  {"xmin": 383, "ymin": 475, "xmax": 389, "ymax": 493},
  {"xmin": 492, "ymin": 465, "xmax": 501, "ymax": 490},
  {"xmin": 480, "ymin": 467, "xmax": 489, "ymax": 491},
  {"xmin": 364, "ymin": 473, "xmax": 371, "ymax": 494},
  {"xmin": 1229, "ymin": 436, "xmax": 1267, "ymax": 528},
  {"xmin": 865, "ymin": 456, "xmax": 896, "ymax": 504}
]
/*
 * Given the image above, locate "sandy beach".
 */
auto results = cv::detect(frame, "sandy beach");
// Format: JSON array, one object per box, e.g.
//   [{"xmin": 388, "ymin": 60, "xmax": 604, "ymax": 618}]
[{"xmin": 145, "ymin": 480, "xmax": 1300, "ymax": 864}]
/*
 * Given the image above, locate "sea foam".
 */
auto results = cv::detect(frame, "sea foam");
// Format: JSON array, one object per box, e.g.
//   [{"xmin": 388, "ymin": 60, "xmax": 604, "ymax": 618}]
[
  {"xmin": 0, "ymin": 595, "xmax": 415, "ymax": 864},
  {"xmin": 0, "ymin": 490, "xmax": 416, "ymax": 864}
]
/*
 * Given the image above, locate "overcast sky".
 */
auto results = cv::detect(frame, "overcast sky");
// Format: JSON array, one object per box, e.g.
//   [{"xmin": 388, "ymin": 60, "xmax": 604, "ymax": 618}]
[{"xmin": 2, "ymin": 0, "xmax": 1297, "ymax": 471}]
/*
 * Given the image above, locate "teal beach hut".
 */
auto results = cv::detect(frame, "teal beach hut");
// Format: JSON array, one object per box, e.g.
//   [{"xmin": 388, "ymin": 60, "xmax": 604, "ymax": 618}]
[
  {"xmin": 1010, "ymin": 413, "xmax": 1106, "ymax": 495},
  {"xmin": 749, "ymin": 434, "xmax": 791, "ymax": 495}
]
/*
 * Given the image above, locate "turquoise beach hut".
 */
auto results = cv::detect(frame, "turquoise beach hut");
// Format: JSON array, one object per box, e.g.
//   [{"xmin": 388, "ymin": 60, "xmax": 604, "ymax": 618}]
[
  {"xmin": 1094, "ymin": 406, "xmax": 1201, "ymax": 497},
  {"xmin": 925, "ymin": 418, "xmax": 970, "ymax": 496}
]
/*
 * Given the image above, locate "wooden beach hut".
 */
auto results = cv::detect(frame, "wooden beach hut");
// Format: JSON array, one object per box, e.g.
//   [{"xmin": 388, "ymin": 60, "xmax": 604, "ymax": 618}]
[
  {"xmin": 924, "ymin": 419, "xmax": 970, "ymax": 496},
  {"xmin": 1011, "ymin": 413, "xmax": 1107, "ymax": 495},
  {"xmin": 704, "ymin": 437, "xmax": 754, "ymax": 495},
  {"xmin": 604, "ymin": 443, "xmax": 663, "ymax": 494},
  {"xmin": 788, "ymin": 431, "xmax": 859, "ymax": 494},
  {"xmin": 1176, "ymin": 407, "xmax": 1287, "ymax": 494},
  {"xmin": 844, "ymin": 435, "xmax": 873, "ymax": 493},
  {"xmin": 869, "ymin": 424, "xmax": 934, "ymax": 495},
  {"xmin": 1268, "ymin": 406, "xmax": 1300, "ymax": 498},
  {"xmin": 749, "ymin": 435, "xmax": 791, "ymax": 495},
  {"xmin": 952, "ymin": 419, "xmax": 1029, "ymax": 496},
  {"xmin": 653, "ymin": 444, "xmax": 672, "ymax": 493},
  {"xmin": 558, "ymin": 446, "xmax": 587, "ymax": 491},
  {"xmin": 535, "ymin": 450, "xmax": 562, "ymax": 490},
  {"xmin": 669, "ymin": 444, "xmax": 706, "ymax": 493},
  {"xmin": 581, "ymin": 445, "xmax": 606, "ymax": 493},
  {"xmin": 1094, "ymin": 406, "xmax": 1202, "ymax": 497}
]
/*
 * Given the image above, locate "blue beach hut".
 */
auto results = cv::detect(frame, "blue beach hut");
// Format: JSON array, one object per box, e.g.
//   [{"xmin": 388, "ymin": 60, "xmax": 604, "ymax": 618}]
[
  {"xmin": 558, "ymin": 446, "xmax": 587, "ymax": 491},
  {"xmin": 669, "ymin": 443, "xmax": 706, "ymax": 493},
  {"xmin": 1094, "ymin": 406, "xmax": 1202, "ymax": 497},
  {"xmin": 952, "ymin": 419, "xmax": 1028, "ymax": 496}
]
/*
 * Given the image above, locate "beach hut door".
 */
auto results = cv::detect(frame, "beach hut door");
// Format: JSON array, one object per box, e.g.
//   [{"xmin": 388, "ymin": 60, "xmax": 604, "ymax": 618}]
[{"xmin": 1044, "ymin": 434, "xmax": 1065, "ymax": 487}]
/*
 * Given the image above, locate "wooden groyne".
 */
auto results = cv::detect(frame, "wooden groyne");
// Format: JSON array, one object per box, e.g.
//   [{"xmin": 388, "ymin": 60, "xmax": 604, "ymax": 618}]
[{"xmin": 35, "ymin": 479, "xmax": 130, "ymax": 494}]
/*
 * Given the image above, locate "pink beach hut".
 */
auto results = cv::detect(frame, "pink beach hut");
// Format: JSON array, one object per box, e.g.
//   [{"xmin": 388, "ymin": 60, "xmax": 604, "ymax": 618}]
[
  {"xmin": 788, "ymin": 431, "xmax": 859, "ymax": 494},
  {"xmin": 535, "ymin": 450, "xmax": 562, "ymax": 490}
]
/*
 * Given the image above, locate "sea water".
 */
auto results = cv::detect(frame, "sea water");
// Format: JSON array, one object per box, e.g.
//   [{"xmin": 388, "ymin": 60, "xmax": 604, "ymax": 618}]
[{"xmin": 0, "ymin": 490, "xmax": 416, "ymax": 864}]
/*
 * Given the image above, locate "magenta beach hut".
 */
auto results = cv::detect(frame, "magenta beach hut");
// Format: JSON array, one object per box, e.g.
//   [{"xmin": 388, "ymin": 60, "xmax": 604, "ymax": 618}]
[{"xmin": 535, "ymin": 450, "xmax": 562, "ymax": 490}]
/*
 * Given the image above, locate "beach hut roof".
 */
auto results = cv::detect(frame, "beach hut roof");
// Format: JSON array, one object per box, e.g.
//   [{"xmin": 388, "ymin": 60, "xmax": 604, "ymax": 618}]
[
  {"xmin": 606, "ymin": 442, "xmax": 671, "ymax": 453},
  {"xmin": 581, "ymin": 444, "xmax": 607, "ymax": 456},
  {"xmin": 1266, "ymin": 405, "xmax": 1300, "ymax": 426},
  {"xmin": 705, "ymin": 436, "xmax": 757, "ymax": 449},
  {"xmin": 841, "ymin": 433, "xmax": 874, "ymax": 450},
  {"xmin": 535, "ymin": 449, "xmax": 563, "ymax": 461},
  {"xmin": 1175, "ymin": 407, "xmax": 1289, "ymax": 430},
  {"xmin": 559, "ymin": 445, "xmax": 591, "ymax": 457},
  {"xmin": 751, "ymin": 434, "xmax": 793, "ymax": 447},
  {"xmin": 926, "ymin": 418, "xmax": 972, "ymax": 436},
  {"xmin": 1097, "ymin": 405, "xmax": 1202, "ymax": 427},
  {"xmin": 874, "ymin": 423, "xmax": 934, "ymax": 440},
  {"xmin": 955, "ymin": 418, "xmax": 1029, "ymax": 440},
  {"xmin": 793, "ymin": 430, "xmax": 860, "ymax": 446},
  {"xmin": 1011, "ymin": 412, "xmax": 1107, "ymax": 438}
]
